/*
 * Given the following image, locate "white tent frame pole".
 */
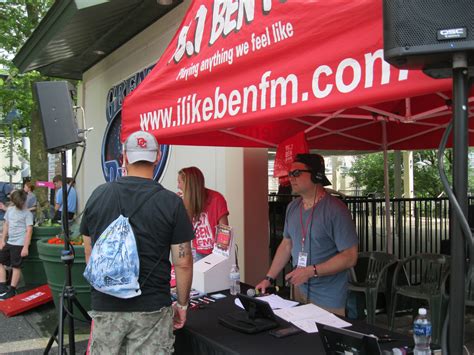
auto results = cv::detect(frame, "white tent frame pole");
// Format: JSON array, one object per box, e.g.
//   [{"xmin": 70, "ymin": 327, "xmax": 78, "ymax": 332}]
[
  {"xmin": 219, "ymin": 129, "xmax": 278, "ymax": 148},
  {"xmin": 303, "ymin": 109, "xmax": 346, "ymax": 134},
  {"xmin": 382, "ymin": 120, "xmax": 393, "ymax": 254}
]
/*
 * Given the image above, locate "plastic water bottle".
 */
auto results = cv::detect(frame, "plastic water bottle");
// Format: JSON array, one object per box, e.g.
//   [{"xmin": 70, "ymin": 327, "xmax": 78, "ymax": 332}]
[
  {"xmin": 413, "ymin": 308, "xmax": 432, "ymax": 355},
  {"xmin": 229, "ymin": 264, "xmax": 241, "ymax": 295}
]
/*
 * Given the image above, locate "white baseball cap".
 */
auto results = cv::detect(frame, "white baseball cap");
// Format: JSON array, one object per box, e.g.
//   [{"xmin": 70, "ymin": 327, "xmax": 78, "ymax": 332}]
[{"xmin": 124, "ymin": 131, "xmax": 159, "ymax": 164}]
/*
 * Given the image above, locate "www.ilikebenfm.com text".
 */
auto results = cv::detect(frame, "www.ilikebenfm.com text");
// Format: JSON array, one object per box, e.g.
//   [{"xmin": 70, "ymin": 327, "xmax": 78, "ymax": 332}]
[{"xmin": 139, "ymin": 50, "xmax": 408, "ymax": 131}]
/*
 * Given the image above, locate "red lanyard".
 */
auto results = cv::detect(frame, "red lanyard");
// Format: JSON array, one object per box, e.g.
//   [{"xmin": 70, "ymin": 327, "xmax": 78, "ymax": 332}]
[{"xmin": 299, "ymin": 192, "xmax": 326, "ymax": 250}]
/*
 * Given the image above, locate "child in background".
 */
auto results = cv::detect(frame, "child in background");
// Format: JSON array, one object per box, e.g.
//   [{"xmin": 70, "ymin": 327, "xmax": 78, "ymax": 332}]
[
  {"xmin": 23, "ymin": 181, "xmax": 37, "ymax": 213},
  {"xmin": 0, "ymin": 190, "xmax": 34, "ymax": 300}
]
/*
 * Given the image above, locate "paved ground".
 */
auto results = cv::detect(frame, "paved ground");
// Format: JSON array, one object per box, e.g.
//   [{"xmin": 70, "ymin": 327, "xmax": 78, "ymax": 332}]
[
  {"xmin": 0, "ymin": 299, "xmax": 90, "ymax": 354},
  {"xmin": 1, "ymin": 294, "xmax": 473, "ymax": 354}
]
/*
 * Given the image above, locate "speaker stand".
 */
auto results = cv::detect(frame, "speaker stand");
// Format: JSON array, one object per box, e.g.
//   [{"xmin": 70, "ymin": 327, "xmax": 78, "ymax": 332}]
[
  {"xmin": 44, "ymin": 151, "xmax": 91, "ymax": 354},
  {"xmin": 449, "ymin": 52, "xmax": 471, "ymax": 355}
]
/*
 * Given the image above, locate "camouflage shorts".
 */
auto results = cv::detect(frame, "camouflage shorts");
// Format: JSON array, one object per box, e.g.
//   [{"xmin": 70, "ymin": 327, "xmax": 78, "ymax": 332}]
[{"xmin": 88, "ymin": 306, "xmax": 174, "ymax": 355}]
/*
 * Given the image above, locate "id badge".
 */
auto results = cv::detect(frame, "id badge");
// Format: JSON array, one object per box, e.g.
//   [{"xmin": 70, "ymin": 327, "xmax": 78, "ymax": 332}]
[{"xmin": 297, "ymin": 252, "xmax": 308, "ymax": 268}]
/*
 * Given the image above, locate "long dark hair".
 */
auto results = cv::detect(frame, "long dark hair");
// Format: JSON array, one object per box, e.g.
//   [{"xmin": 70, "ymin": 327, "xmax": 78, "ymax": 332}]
[{"xmin": 178, "ymin": 167, "xmax": 207, "ymax": 222}]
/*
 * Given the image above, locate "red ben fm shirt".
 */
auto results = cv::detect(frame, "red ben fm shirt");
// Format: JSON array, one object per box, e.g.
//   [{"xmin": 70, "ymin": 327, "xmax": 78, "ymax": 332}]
[{"xmin": 193, "ymin": 189, "xmax": 229, "ymax": 254}]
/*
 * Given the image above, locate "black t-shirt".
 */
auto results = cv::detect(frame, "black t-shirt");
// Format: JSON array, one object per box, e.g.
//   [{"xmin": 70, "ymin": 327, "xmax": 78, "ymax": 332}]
[{"xmin": 80, "ymin": 176, "xmax": 194, "ymax": 312}]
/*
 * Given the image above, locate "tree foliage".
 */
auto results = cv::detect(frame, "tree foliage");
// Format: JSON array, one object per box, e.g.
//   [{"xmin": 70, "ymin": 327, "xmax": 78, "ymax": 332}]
[
  {"xmin": 346, "ymin": 149, "xmax": 473, "ymax": 198},
  {"xmin": 0, "ymin": 0, "xmax": 53, "ymax": 203},
  {"xmin": 0, "ymin": 1, "xmax": 53, "ymax": 123},
  {"xmin": 347, "ymin": 153, "xmax": 394, "ymax": 196}
]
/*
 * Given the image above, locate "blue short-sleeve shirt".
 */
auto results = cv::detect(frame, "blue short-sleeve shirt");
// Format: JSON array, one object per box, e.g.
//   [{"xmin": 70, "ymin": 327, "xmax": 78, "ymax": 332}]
[
  {"xmin": 56, "ymin": 185, "xmax": 77, "ymax": 213},
  {"xmin": 283, "ymin": 193, "xmax": 358, "ymax": 308}
]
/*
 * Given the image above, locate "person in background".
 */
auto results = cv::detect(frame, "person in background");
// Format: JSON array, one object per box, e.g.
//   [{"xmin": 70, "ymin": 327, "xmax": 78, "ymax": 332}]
[
  {"xmin": 178, "ymin": 167, "xmax": 229, "ymax": 261},
  {"xmin": 0, "ymin": 181, "xmax": 13, "ymax": 235},
  {"xmin": 53, "ymin": 175, "xmax": 77, "ymax": 222},
  {"xmin": 0, "ymin": 190, "xmax": 33, "ymax": 300},
  {"xmin": 255, "ymin": 154, "xmax": 358, "ymax": 316},
  {"xmin": 23, "ymin": 182, "xmax": 37, "ymax": 214},
  {"xmin": 81, "ymin": 131, "xmax": 194, "ymax": 354}
]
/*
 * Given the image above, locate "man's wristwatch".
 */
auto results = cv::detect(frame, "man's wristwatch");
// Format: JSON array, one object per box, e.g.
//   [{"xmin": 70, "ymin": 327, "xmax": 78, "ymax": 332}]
[
  {"xmin": 313, "ymin": 264, "xmax": 319, "ymax": 277},
  {"xmin": 175, "ymin": 302, "xmax": 188, "ymax": 311},
  {"xmin": 265, "ymin": 275, "xmax": 275, "ymax": 284}
]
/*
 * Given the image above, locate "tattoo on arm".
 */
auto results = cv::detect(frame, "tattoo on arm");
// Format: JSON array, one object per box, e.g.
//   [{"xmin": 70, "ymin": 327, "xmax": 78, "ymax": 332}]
[{"xmin": 178, "ymin": 243, "xmax": 191, "ymax": 258}]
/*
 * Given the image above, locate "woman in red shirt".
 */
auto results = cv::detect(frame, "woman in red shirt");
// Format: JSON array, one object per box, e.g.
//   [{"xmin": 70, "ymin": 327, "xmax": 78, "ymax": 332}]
[{"xmin": 178, "ymin": 167, "xmax": 229, "ymax": 261}]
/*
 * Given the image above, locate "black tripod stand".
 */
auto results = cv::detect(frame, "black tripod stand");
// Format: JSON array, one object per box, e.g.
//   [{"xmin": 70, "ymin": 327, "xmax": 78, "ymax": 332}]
[{"xmin": 44, "ymin": 150, "xmax": 91, "ymax": 355}]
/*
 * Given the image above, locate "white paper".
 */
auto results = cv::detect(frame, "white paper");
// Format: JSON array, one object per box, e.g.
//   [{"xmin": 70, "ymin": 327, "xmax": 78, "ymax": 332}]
[
  {"xmin": 274, "ymin": 303, "xmax": 351, "ymax": 333},
  {"xmin": 235, "ymin": 298, "xmax": 244, "ymax": 309},
  {"xmin": 291, "ymin": 318, "xmax": 319, "ymax": 333},
  {"xmin": 234, "ymin": 294, "xmax": 298, "ymax": 310},
  {"xmin": 256, "ymin": 294, "xmax": 299, "ymax": 309}
]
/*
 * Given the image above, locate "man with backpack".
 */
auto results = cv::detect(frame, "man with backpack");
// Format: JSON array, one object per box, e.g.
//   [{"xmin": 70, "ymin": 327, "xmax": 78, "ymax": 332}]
[{"xmin": 81, "ymin": 131, "xmax": 194, "ymax": 354}]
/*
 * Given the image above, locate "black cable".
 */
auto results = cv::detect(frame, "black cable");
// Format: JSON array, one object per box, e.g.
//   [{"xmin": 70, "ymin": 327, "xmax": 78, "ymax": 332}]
[
  {"xmin": 63, "ymin": 144, "xmax": 86, "ymax": 250},
  {"xmin": 437, "ymin": 120, "xmax": 474, "ymax": 264},
  {"xmin": 437, "ymin": 117, "xmax": 474, "ymax": 355},
  {"xmin": 305, "ymin": 190, "xmax": 317, "ymax": 303},
  {"xmin": 307, "ymin": 209, "xmax": 313, "ymax": 302},
  {"xmin": 59, "ymin": 280, "xmax": 89, "ymax": 323}
]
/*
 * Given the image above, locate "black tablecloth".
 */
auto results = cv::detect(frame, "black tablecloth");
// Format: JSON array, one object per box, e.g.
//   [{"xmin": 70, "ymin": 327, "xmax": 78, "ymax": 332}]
[{"xmin": 173, "ymin": 291, "xmax": 412, "ymax": 355}]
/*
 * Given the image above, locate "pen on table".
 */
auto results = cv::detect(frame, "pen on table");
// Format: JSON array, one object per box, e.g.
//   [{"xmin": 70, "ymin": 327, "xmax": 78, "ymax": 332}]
[
  {"xmin": 198, "ymin": 297, "xmax": 210, "ymax": 304},
  {"xmin": 203, "ymin": 296, "xmax": 215, "ymax": 303}
]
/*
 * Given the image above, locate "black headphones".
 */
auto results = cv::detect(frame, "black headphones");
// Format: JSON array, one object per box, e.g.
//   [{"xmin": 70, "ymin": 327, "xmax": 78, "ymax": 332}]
[
  {"xmin": 311, "ymin": 170, "xmax": 326, "ymax": 184},
  {"xmin": 295, "ymin": 154, "xmax": 324, "ymax": 185},
  {"xmin": 309, "ymin": 169, "xmax": 318, "ymax": 184}
]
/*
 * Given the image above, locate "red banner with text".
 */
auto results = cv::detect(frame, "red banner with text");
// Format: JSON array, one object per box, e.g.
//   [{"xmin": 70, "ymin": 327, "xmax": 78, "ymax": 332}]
[
  {"xmin": 273, "ymin": 132, "xmax": 308, "ymax": 178},
  {"xmin": 122, "ymin": 0, "xmax": 451, "ymax": 146}
]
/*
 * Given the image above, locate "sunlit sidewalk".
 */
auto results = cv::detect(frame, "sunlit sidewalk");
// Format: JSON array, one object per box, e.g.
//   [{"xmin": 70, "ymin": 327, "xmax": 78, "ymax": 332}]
[{"xmin": 0, "ymin": 302, "xmax": 89, "ymax": 354}]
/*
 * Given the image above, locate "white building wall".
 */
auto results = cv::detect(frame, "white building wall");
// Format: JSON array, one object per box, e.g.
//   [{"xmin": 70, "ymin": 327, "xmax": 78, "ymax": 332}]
[{"xmin": 77, "ymin": 0, "xmax": 268, "ymax": 283}]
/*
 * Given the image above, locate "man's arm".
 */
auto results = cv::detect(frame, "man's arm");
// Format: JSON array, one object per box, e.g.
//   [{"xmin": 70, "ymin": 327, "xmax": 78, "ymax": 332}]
[
  {"xmin": 286, "ymin": 245, "xmax": 358, "ymax": 286},
  {"xmin": 55, "ymin": 189, "xmax": 61, "ymax": 211},
  {"xmin": 314, "ymin": 244, "xmax": 358, "ymax": 275},
  {"xmin": 255, "ymin": 237, "xmax": 293, "ymax": 293},
  {"xmin": 83, "ymin": 236, "xmax": 92, "ymax": 264},
  {"xmin": 171, "ymin": 241, "xmax": 193, "ymax": 329}
]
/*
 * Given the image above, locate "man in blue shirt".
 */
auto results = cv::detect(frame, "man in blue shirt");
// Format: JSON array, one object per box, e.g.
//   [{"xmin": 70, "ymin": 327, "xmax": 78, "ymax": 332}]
[
  {"xmin": 256, "ymin": 154, "xmax": 358, "ymax": 316},
  {"xmin": 53, "ymin": 175, "xmax": 77, "ymax": 222}
]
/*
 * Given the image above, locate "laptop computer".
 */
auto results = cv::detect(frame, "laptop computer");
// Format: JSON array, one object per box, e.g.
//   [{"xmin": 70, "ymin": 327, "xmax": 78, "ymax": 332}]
[
  {"xmin": 218, "ymin": 294, "xmax": 279, "ymax": 334},
  {"xmin": 317, "ymin": 322, "xmax": 382, "ymax": 355}
]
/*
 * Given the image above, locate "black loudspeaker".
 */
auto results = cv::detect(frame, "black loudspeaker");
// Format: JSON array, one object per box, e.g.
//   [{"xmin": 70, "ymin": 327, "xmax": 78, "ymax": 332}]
[
  {"xmin": 33, "ymin": 81, "xmax": 84, "ymax": 154},
  {"xmin": 383, "ymin": 0, "xmax": 474, "ymax": 77}
]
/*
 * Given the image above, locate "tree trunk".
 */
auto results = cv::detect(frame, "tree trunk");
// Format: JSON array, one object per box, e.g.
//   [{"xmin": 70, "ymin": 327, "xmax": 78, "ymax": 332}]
[{"xmin": 30, "ymin": 107, "xmax": 49, "ymax": 219}]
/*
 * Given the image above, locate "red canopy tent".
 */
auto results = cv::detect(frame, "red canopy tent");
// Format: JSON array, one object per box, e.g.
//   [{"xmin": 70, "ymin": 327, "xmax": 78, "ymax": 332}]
[
  {"xmin": 122, "ymin": 0, "xmax": 474, "ymax": 150},
  {"xmin": 122, "ymin": 0, "xmax": 474, "ymax": 257},
  {"xmin": 122, "ymin": 2, "xmax": 473, "ymax": 350},
  {"xmin": 122, "ymin": 0, "xmax": 474, "ymax": 254}
]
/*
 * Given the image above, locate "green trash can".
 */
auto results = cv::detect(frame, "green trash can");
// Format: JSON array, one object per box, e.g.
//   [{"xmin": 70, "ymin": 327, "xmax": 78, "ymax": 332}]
[
  {"xmin": 37, "ymin": 239, "xmax": 91, "ymax": 312},
  {"xmin": 22, "ymin": 225, "xmax": 62, "ymax": 286}
]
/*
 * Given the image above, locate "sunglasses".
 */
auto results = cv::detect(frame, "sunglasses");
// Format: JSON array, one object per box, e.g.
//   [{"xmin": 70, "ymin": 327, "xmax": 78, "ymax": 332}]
[{"xmin": 288, "ymin": 169, "xmax": 312, "ymax": 178}]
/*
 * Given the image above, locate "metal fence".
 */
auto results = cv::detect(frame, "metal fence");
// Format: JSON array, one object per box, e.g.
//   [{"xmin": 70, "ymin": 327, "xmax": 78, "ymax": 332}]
[
  {"xmin": 345, "ymin": 197, "xmax": 456, "ymax": 260},
  {"xmin": 268, "ymin": 194, "xmax": 474, "ymax": 284}
]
